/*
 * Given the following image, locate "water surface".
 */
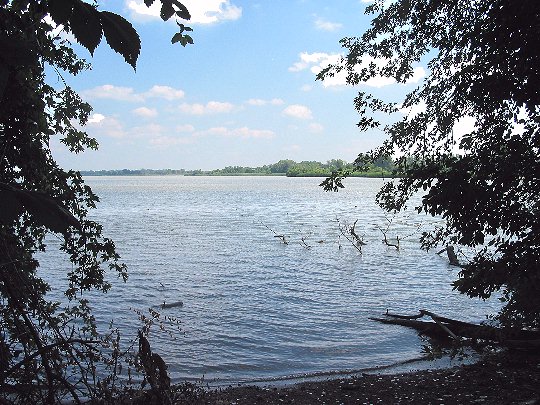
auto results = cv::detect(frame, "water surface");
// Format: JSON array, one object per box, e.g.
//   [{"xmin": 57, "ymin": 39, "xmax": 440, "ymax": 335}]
[{"xmin": 39, "ymin": 176, "xmax": 498, "ymax": 384}]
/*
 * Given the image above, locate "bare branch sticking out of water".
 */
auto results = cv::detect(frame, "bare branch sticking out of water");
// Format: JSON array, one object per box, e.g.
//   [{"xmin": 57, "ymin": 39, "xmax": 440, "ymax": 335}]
[
  {"xmin": 375, "ymin": 214, "xmax": 424, "ymax": 251},
  {"xmin": 436, "ymin": 245, "xmax": 463, "ymax": 267},
  {"xmin": 338, "ymin": 218, "xmax": 365, "ymax": 254},
  {"xmin": 300, "ymin": 236, "xmax": 312, "ymax": 250},
  {"xmin": 260, "ymin": 221, "xmax": 289, "ymax": 245},
  {"xmin": 375, "ymin": 214, "xmax": 400, "ymax": 250}
]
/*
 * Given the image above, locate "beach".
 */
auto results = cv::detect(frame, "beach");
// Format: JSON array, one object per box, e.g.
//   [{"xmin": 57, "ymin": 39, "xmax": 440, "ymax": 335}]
[{"xmin": 199, "ymin": 350, "xmax": 540, "ymax": 404}]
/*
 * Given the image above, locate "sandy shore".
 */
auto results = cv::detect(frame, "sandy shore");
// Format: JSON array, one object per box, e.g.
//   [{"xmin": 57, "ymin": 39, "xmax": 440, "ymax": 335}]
[{"xmin": 196, "ymin": 350, "xmax": 540, "ymax": 404}]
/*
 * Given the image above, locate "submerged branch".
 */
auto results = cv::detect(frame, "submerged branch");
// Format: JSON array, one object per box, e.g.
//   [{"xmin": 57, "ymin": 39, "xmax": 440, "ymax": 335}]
[
  {"xmin": 338, "ymin": 219, "xmax": 366, "ymax": 254},
  {"xmin": 371, "ymin": 310, "xmax": 540, "ymax": 348},
  {"xmin": 260, "ymin": 221, "xmax": 289, "ymax": 245}
]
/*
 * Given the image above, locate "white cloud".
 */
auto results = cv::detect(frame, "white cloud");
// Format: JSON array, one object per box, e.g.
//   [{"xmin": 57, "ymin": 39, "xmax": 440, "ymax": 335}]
[
  {"xmin": 363, "ymin": 76, "xmax": 397, "ymax": 88},
  {"xmin": 283, "ymin": 104, "xmax": 313, "ymax": 120},
  {"xmin": 453, "ymin": 115, "xmax": 476, "ymax": 138},
  {"xmin": 290, "ymin": 52, "xmax": 426, "ymax": 88},
  {"xmin": 246, "ymin": 98, "xmax": 284, "ymax": 106},
  {"xmin": 176, "ymin": 124, "xmax": 196, "ymax": 132},
  {"xmin": 86, "ymin": 115, "xmax": 126, "ymax": 138},
  {"xmin": 179, "ymin": 101, "xmax": 234, "ymax": 115},
  {"xmin": 511, "ymin": 107, "xmax": 529, "ymax": 136},
  {"xmin": 301, "ymin": 84, "xmax": 312, "ymax": 92},
  {"xmin": 205, "ymin": 127, "xmax": 229, "ymax": 136},
  {"xmin": 81, "ymin": 85, "xmax": 144, "ymax": 102},
  {"xmin": 126, "ymin": 0, "xmax": 242, "ymax": 24},
  {"xmin": 232, "ymin": 127, "xmax": 274, "ymax": 139},
  {"xmin": 246, "ymin": 98, "xmax": 266, "ymax": 106},
  {"xmin": 82, "ymin": 85, "xmax": 186, "ymax": 103},
  {"xmin": 202, "ymin": 126, "xmax": 274, "ymax": 139},
  {"xmin": 206, "ymin": 101, "xmax": 234, "ymax": 113},
  {"xmin": 88, "ymin": 113, "xmax": 105, "ymax": 124},
  {"xmin": 407, "ymin": 66, "xmax": 426, "ymax": 84},
  {"xmin": 149, "ymin": 136, "xmax": 194, "ymax": 147},
  {"xmin": 132, "ymin": 107, "xmax": 158, "ymax": 118},
  {"xmin": 314, "ymin": 53, "xmax": 425, "ymax": 88},
  {"xmin": 350, "ymin": 64, "xmax": 425, "ymax": 88},
  {"xmin": 289, "ymin": 52, "xmax": 341, "ymax": 73},
  {"xmin": 395, "ymin": 107, "xmax": 476, "ymax": 155},
  {"xmin": 314, "ymin": 17, "xmax": 342, "ymax": 32},
  {"xmin": 43, "ymin": 15, "xmax": 76, "ymax": 43},
  {"xmin": 132, "ymin": 123, "xmax": 165, "ymax": 137},
  {"xmin": 180, "ymin": 103, "xmax": 205, "ymax": 115},
  {"xmin": 145, "ymin": 85, "xmax": 185, "ymax": 100}
]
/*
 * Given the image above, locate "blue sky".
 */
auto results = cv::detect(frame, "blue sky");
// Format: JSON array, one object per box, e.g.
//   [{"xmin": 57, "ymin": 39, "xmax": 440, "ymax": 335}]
[{"xmin": 49, "ymin": 0, "xmax": 426, "ymax": 171}]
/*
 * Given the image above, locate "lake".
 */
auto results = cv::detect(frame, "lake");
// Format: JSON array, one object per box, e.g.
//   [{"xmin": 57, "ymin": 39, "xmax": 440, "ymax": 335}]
[{"xmin": 39, "ymin": 176, "xmax": 499, "ymax": 385}]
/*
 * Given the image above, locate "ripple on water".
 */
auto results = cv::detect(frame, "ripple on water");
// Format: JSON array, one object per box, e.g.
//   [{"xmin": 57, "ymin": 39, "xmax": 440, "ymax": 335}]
[{"xmin": 38, "ymin": 176, "xmax": 500, "ymax": 384}]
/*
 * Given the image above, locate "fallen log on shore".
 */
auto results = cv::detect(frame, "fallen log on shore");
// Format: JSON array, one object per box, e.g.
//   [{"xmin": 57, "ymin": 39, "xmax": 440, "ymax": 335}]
[{"xmin": 370, "ymin": 310, "xmax": 540, "ymax": 348}]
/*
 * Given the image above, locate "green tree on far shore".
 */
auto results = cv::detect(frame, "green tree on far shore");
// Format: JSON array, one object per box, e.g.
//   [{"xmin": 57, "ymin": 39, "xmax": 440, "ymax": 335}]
[
  {"xmin": 78, "ymin": 158, "xmax": 393, "ymax": 177},
  {"xmin": 320, "ymin": 0, "xmax": 540, "ymax": 327},
  {"xmin": 0, "ymin": 1, "xmax": 192, "ymax": 403}
]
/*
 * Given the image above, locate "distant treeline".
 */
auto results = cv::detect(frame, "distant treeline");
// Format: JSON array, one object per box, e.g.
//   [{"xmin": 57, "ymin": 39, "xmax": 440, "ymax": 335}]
[
  {"xmin": 80, "ymin": 158, "xmax": 395, "ymax": 178},
  {"xmin": 80, "ymin": 168, "xmax": 187, "ymax": 176}
]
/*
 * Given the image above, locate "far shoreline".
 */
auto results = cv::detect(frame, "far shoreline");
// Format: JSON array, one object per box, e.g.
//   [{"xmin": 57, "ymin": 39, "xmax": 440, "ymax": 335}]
[
  {"xmin": 77, "ymin": 158, "xmax": 395, "ymax": 178},
  {"xmin": 80, "ymin": 171, "xmax": 394, "ymax": 178}
]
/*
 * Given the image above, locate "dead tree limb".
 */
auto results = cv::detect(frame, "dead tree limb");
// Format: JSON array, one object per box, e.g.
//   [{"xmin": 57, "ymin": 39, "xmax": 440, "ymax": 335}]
[
  {"xmin": 420, "ymin": 310, "xmax": 461, "ymax": 342},
  {"xmin": 350, "ymin": 220, "xmax": 366, "ymax": 246},
  {"xmin": 375, "ymin": 222, "xmax": 399, "ymax": 250},
  {"xmin": 338, "ymin": 219, "xmax": 365, "ymax": 254},
  {"xmin": 371, "ymin": 310, "xmax": 540, "ymax": 348},
  {"xmin": 260, "ymin": 221, "xmax": 289, "ymax": 245},
  {"xmin": 436, "ymin": 246, "xmax": 462, "ymax": 267}
]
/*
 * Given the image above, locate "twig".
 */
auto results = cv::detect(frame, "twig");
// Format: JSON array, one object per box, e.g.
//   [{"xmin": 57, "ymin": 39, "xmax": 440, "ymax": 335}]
[
  {"xmin": 350, "ymin": 220, "xmax": 367, "ymax": 246},
  {"xmin": 377, "ymin": 224, "xmax": 400, "ymax": 250},
  {"xmin": 260, "ymin": 221, "xmax": 289, "ymax": 244},
  {"xmin": 338, "ymin": 220, "xmax": 364, "ymax": 254},
  {"xmin": 299, "ymin": 237, "xmax": 312, "ymax": 250}
]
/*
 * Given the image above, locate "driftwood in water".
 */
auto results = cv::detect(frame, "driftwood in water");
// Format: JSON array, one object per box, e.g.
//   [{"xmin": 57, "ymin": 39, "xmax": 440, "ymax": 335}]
[
  {"xmin": 436, "ymin": 245, "xmax": 462, "ymax": 267},
  {"xmin": 160, "ymin": 301, "xmax": 184, "ymax": 309},
  {"xmin": 370, "ymin": 310, "xmax": 540, "ymax": 348}
]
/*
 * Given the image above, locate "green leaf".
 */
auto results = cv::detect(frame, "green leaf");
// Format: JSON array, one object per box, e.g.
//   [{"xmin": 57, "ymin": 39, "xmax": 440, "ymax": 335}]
[
  {"xmin": 47, "ymin": 0, "xmax": 74, "ymax": 26},
  {"xmin": 70, "ymin": 1, "xmax": 102, "ymax": 55},
  {"xmin": 182, "ymin": 34, "xmax": 193, "ymax": 46},
  {"xmin": 100, "ymin": 11, "xmax": 141, "ymax": 70},
  {"xmin": 144, "ymin": 0, "xmax": 155, "ymax": 6},
  {"xmin": 173, "ymin": 1, "xmax": 191, "ymax": 20},
  {"xmin": 171, "ymin": 32, "xmax": 194, "ymax": 46},
  {"xmin": 160, "ymin": 0, "xmax": 175, "ymax": 20}
]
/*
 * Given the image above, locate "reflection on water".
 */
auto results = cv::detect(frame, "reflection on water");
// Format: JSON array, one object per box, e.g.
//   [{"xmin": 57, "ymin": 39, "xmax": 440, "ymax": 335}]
[{"xmin": 38, "ymin": 176, "xmax": 499, "ymax": 384}]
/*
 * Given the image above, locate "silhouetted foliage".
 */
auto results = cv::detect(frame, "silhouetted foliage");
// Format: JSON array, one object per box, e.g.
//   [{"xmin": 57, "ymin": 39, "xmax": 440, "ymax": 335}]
[
  {"xmin": 0, "ymin": 1, "xmax": 192, "ymax": 403},
  {"xmin": 319, "ymin": 0, "xmax": 540, "ymax": 327}
]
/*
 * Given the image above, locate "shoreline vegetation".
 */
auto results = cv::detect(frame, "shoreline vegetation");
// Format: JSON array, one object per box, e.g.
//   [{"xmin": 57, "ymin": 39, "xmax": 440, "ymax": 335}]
[
  {"xmin": 79, "ymin": 158, "xmax": 394, "ymax": 178},
  {"xmin": 121, "ymin": 350, "xmax": 540, "ymax": 404}
]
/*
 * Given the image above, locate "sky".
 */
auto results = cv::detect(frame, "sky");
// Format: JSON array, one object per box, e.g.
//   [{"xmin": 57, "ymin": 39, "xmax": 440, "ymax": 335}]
[{"xmin": 48, "ymin": 0, "xmax": 426, "ymax": 171}]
